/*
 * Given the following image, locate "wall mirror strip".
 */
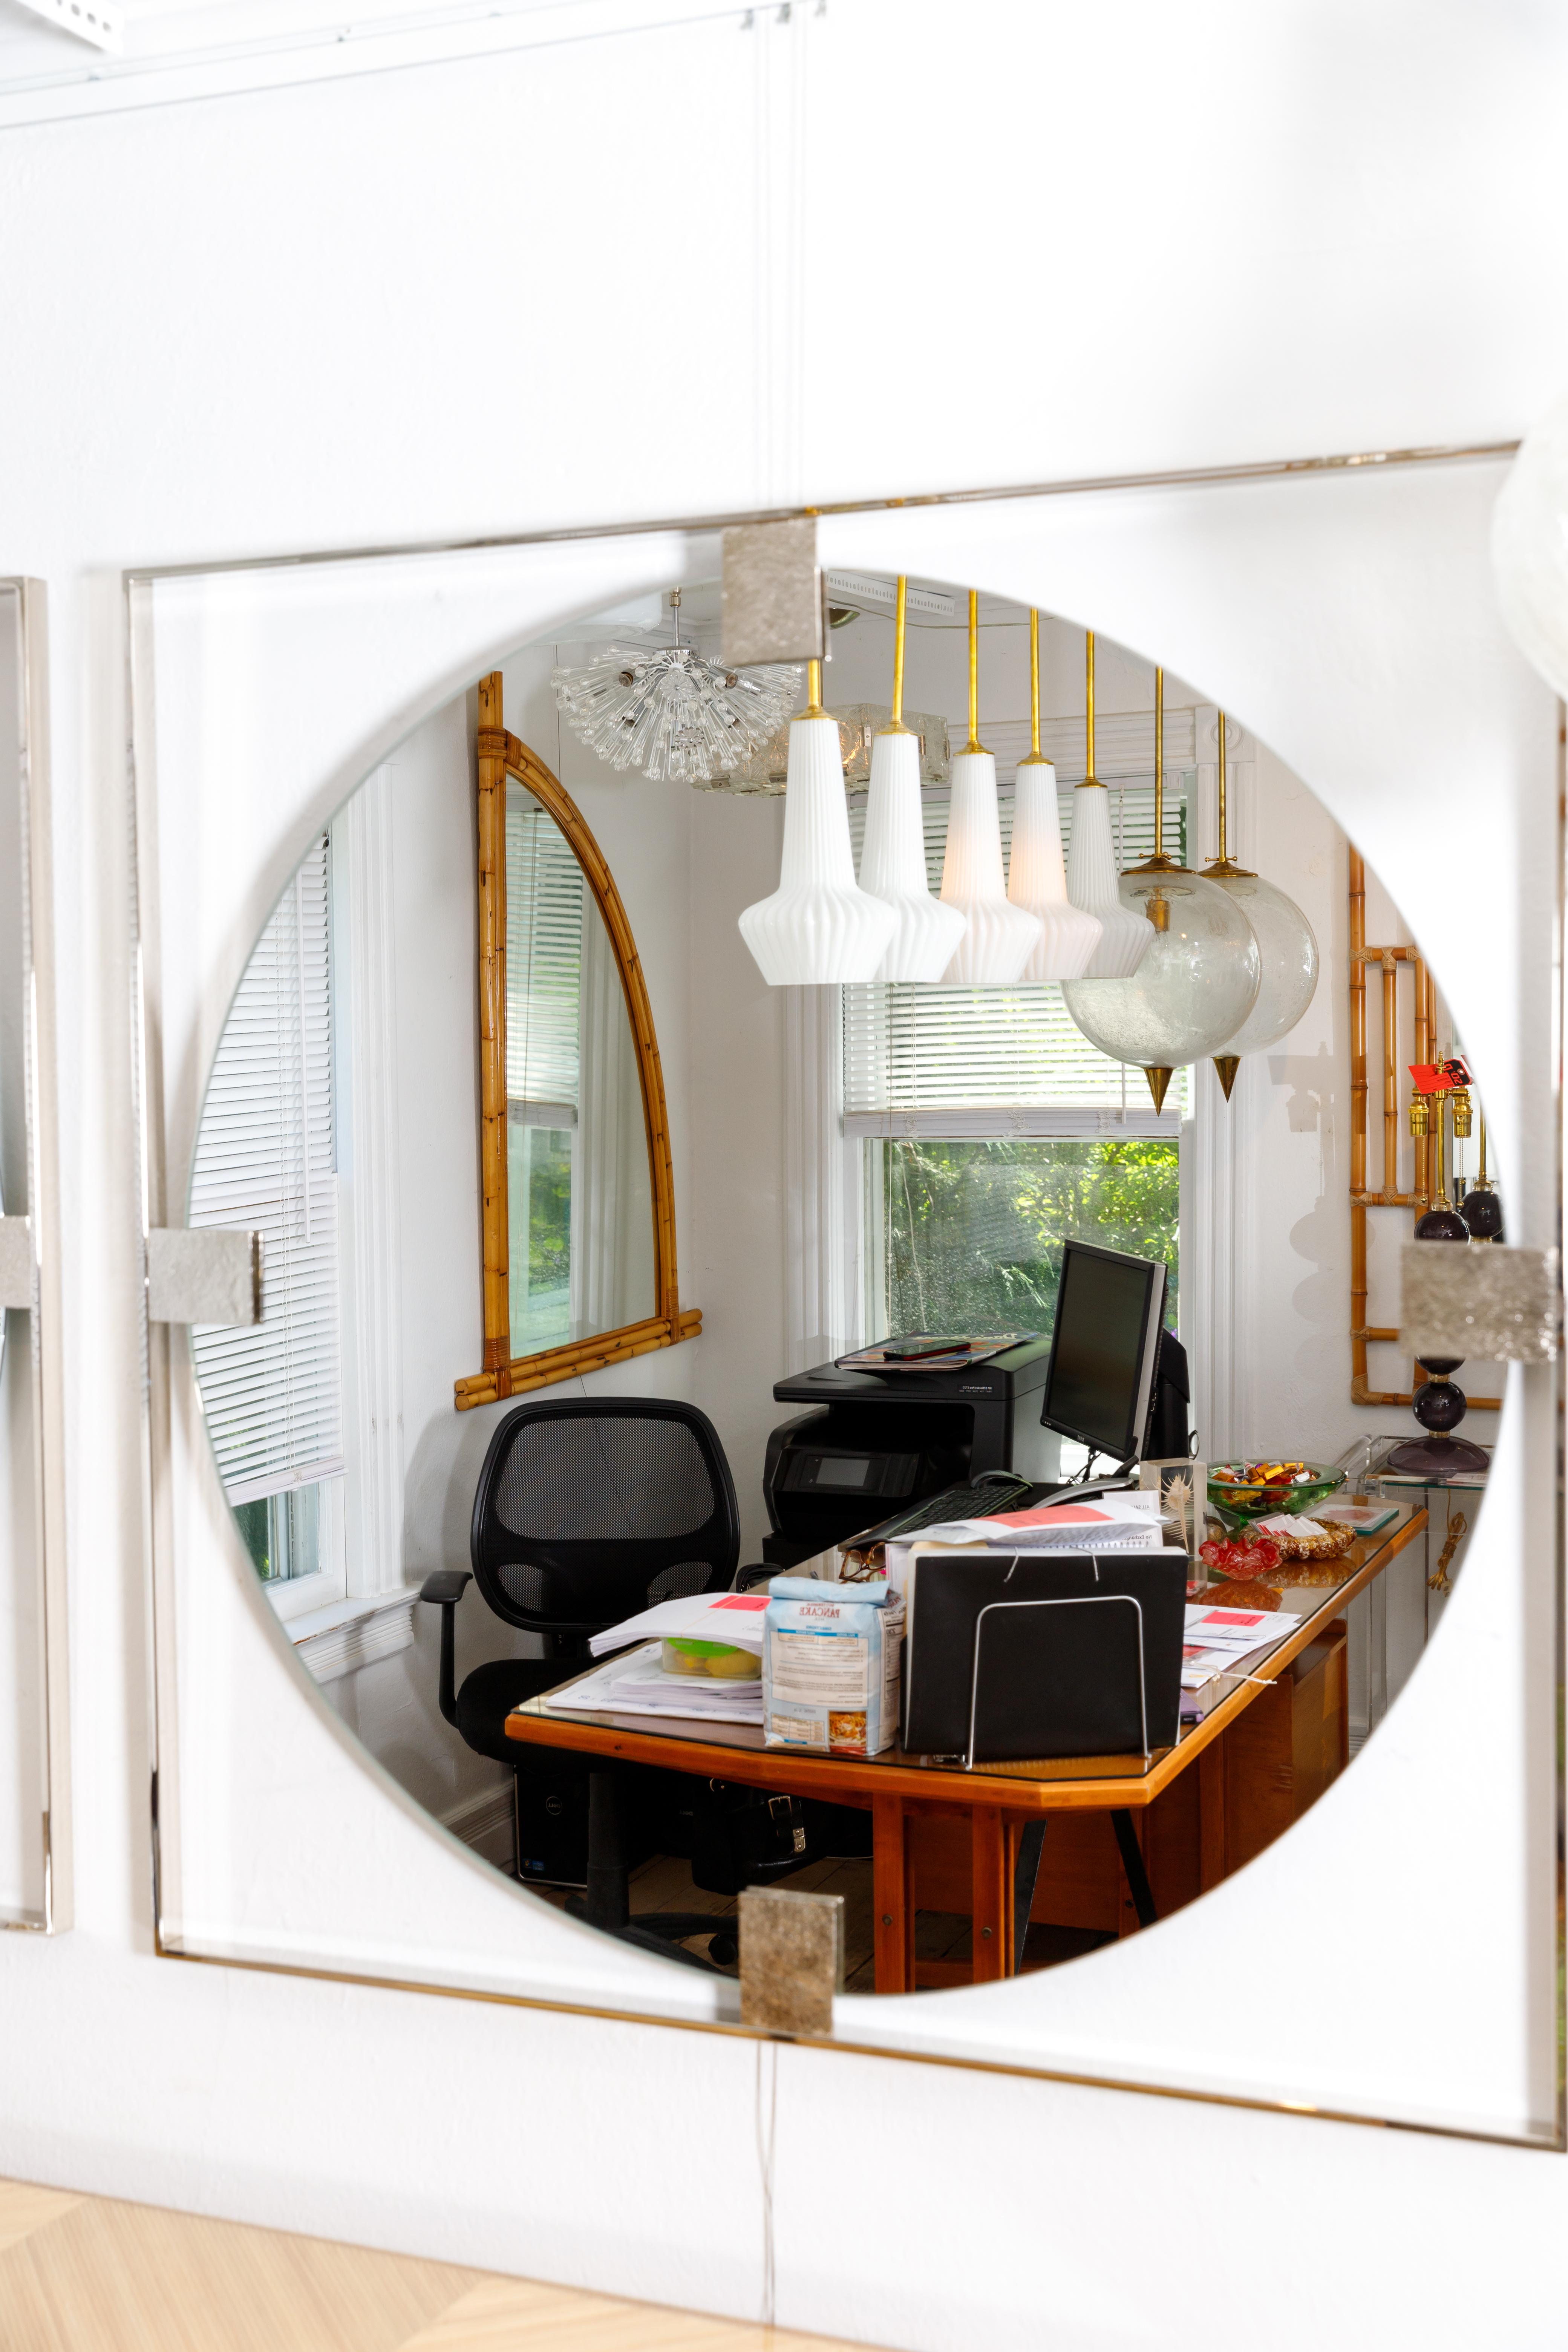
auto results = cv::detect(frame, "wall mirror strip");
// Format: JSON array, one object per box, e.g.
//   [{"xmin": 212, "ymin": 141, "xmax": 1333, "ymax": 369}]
[
  {"xmin": 127, "ymin": 459, "xmax": 1560, "ymax": 2142},
  {"xmin": 0, "ymin": 579, "xmax": 70, "ymax": 1934}
]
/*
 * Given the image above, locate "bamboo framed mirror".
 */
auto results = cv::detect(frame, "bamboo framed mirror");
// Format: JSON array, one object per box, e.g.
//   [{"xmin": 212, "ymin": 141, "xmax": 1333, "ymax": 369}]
[{"xmin": 456, "ymin": 672, "xmax": 700, "ymax": 1411}]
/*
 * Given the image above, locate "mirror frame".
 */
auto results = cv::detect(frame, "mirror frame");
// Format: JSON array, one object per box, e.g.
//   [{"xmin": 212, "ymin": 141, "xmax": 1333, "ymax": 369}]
[{"xmin": 455, "ymin": 670, "xmax": 700, "ymax": 1411}]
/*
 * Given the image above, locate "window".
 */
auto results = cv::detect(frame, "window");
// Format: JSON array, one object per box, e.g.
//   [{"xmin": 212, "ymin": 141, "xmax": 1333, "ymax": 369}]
[
  {"xmin": 506, "ymin": 789, "xmax": 585, "ymax": 1354},
  {"xmin": 846, "ymin": 780, "xmax": 1184, "ymax": 1348},
  {"xmin": 188, "ymin": 838, "xmax": 346, "ymax": 1609}
]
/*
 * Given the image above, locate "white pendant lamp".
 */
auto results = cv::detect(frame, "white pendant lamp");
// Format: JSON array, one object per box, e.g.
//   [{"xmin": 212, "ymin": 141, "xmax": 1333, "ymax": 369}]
[
  {"xmin": 1202, "ymin": 710, "xmax": 1319, "ymax": 1098},
  {"xmin": 937, "ymin": 592, "xmax": 1041, "ymax": 985},
  {"xmin": 859, "ymin": 577, "xmax": 968, "ymax": 982},
  {"xmin": 1064, "ymin": 629, "xmax": 1157, "ymax": 978},
  {"xmin": 738, "ymin": 659, "xmax": 897, "ymax": 986},
  {"xmin": 1007, "ymin": 608, "xmax": 1102, "ymax": 981},
  {"xmin": 1062, "ymin": 668, "xmax": 1260, "ymax": 1112}
]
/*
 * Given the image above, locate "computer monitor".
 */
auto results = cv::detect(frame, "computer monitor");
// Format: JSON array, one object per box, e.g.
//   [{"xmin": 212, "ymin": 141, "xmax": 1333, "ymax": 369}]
[{"xmin": 1039, "ymin": 1239, "xmax": 1168, "ymax": 1466}]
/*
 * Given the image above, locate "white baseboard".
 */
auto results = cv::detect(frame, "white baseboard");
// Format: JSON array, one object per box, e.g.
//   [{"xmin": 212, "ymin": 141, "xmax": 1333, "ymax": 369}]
[{"xmin": 441, "ymin": 1782, "xmax": 514, "ymax": 1852}]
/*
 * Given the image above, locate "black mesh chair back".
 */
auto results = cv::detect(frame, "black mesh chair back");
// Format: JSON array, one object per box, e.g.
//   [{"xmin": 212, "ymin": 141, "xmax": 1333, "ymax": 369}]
[{"xmin": 470, "ymin": 1398, "xmax": 740, "ymax": 1636}]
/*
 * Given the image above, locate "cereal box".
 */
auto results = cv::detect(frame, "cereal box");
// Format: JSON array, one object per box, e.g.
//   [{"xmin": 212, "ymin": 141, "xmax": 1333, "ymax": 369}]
[{"xmin": 762, "ymin": 1576, "xmax": 905, "ymax": 1757}]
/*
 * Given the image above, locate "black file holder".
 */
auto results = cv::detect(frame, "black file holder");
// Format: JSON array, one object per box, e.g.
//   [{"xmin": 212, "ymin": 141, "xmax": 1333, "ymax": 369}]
[{"xmin": 902, "ymin": 1550, "xmax": 1187, "ymax": 1765}]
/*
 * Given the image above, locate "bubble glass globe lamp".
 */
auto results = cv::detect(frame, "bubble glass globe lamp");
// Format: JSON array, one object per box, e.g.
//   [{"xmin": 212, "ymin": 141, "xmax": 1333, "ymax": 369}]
[
  {"xmin": 1061, "ymin": 668, "xmax": 1260, "ymax": 1111},
  {"xmin": 1200, "ymin": 710, "xmax": 1319, "ymax": 1098}
]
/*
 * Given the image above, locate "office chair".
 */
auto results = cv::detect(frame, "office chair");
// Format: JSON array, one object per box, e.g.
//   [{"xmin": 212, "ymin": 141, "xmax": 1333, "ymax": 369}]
[{"xmin": 418, "ymin": 1396, "xmax": 816, "ymax": 1968}]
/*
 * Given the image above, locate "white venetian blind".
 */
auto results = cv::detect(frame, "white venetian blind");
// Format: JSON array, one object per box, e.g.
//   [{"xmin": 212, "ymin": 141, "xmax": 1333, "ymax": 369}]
[
  {"xmin": 843, "ymin": 780, "xmax": 1188, "ymax": 1132},
  {"xmin": 189, "ymin": 839, "xmax": 344, "ymax": 1502},
  {"xmin": 507, "ymin": 796, "xmax": 585, "ymax": 1123}
]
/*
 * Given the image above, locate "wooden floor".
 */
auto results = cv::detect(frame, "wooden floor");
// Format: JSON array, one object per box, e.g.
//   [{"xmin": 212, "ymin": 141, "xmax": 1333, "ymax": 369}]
[{"xmin": 0, "ymin": 2177, "xmax": 876, "ymax": 2352}]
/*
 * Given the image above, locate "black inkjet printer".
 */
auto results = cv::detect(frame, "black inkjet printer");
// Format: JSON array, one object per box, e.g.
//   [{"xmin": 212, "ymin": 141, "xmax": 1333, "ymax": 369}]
[{"xmin": 760, "ymin": 1333, "xmax": 1059, "ymax": 1572}]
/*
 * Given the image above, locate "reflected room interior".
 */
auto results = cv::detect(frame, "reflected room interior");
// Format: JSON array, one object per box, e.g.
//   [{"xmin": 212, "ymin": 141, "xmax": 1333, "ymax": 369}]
[{"xmin": 187, "ymin": 571, "xmax": 1506, "ymax": 1993}]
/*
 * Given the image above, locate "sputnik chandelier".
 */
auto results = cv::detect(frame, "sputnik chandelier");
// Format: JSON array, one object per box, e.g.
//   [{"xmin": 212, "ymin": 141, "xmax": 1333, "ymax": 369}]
[{"xmin": 552, "ymin": 590, "xmax": 800, "ymax": 786}]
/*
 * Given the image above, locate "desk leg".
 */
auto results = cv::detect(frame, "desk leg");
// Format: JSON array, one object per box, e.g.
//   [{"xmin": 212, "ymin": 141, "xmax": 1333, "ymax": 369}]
[
  {"xmin": 971, "ymin": 1807, "xmax": 1008, "ymax": 1982},
  {"xmin": 1011, "ymin": 1818, "xmax": 1047, "ymax": 1975},
  {"xmin": 1198, "ymin": 1738, "xmax": 1226, "ymax": 1892},
  {"xmin": 1110, "ymin": 1809, "xmax": 1157, "ymax": 1930},
  {"xmin": 872, "ymin": 1796, "xmax": 911, "ymax": 1995}
]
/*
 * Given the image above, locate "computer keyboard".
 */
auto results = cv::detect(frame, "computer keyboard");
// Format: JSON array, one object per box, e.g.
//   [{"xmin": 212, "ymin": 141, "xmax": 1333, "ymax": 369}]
[{"xmin": 856, "ymin": 1472, "xmax": 1037, "ymax": 1547}]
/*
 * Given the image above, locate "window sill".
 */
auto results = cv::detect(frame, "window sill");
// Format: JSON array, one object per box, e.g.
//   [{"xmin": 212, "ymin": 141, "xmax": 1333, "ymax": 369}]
[{"xmin": 288, "ymin": 1585, "xmax": 423, "ymax": 1684}]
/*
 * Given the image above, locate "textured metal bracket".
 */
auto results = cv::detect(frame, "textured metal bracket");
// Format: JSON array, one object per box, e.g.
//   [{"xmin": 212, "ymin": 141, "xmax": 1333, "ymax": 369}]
[
  {"xmin": 738, "ymin": 1885, "xmax": 844, "ymax": 2036},
  {"xmin": 1401, "ymin": 1242, "xmax": 1560, "ymax": 1363},
  {"xmin": 721, "ymin": 518, "xmax": 824, "ymax": 668},
  {"xmin": 0, "ymin": 1215, "xmax": 31, "ymax": 1311},
  {"xmin": 147, "ymin": 1228, "xmax": 263, "ymax": 1326}
]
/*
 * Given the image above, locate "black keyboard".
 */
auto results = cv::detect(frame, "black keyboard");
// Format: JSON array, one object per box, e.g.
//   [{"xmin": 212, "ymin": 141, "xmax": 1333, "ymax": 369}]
[{"xmin": 854, "ymin": 1473, "xmax": 1037, "ymax": 1548}]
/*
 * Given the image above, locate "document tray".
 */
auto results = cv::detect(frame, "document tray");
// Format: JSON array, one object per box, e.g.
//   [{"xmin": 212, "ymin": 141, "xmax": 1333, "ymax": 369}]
[{"xmin": 902, "ymin": 1550, "xmax": 1187, "ymax": 1764}]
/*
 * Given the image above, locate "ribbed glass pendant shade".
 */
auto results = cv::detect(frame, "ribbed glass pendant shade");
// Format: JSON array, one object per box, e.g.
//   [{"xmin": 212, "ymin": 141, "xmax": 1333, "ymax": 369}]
[
  {"xmin": 860, "ymin": 726, "xmax": 968, "ymax": 982},
  {"xmin": 1206, "ymin": 870, "xmax": 1318, "ymax": 1052},
  {"xmin": 1065, "ymin": 786, "xmax": 1156, "ymax": 977},
  {"xmin": 1008, "ymin": 754, "xmax": 1102, "ymax": 981},
  {"xmin": 939, "ymin": 749, "xmax": 1042, "ymax": 983},
  {"xmin": 1061, "ymin": 867, "xmax": 1260, "ymax": 1065},
  {"xmin": 738, "ymin": 708, "xmax": 897, "ymax": 985}
]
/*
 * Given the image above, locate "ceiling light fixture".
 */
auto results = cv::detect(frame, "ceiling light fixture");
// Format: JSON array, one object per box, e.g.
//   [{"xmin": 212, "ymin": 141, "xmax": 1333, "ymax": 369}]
[
  {"xmin": 858, "ymin": 577, "xmax": 968, "ymax": 982},
  {"xmin": 1063, "ymin": 630, "xmax": 1158, "ymax": 979},
  {"xmin": 1062, "ymin": 667, "xmax": 1260, "ymax": 1112},
  {"xmin": 552, "ymin": 590, "xmax": 800, "ymax": 785},
  {"xmin": 737, "ymin": 658, "xmax": 897, "ymax": 986},
  {"xmin": 1200, "ymin": 711, "xmax": 1319, "ymax": 1098},
  {"xmin": 937, "ymin": 593, "xmax": 1042, "ymax": 984},
  {"xmin": 1006, "ymin": 608, "xmax": 1103, "ymax": 981}
]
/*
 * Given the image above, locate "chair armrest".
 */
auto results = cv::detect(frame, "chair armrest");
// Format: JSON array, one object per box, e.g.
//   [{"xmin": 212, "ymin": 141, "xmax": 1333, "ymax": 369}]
[
  {"xmin": 420, "ymin": 1569, "xmax": 472, "ymax": 1606},
  {"xmin": 733, "ymin": 1562, "xmax": 773, "ymax": 1592}
]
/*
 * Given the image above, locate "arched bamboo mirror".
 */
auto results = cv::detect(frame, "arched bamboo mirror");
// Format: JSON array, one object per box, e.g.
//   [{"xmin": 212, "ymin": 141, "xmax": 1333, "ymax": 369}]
[{"xmin": 458, "ymin": 674, "xmax": 699, "ymax": 1410}]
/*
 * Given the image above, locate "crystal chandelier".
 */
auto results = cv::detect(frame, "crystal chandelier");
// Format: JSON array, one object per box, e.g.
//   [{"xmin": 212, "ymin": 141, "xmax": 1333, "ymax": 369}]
[{"xmin": 551, "ymin": 591, "xmax": 800, "ymax": 786}]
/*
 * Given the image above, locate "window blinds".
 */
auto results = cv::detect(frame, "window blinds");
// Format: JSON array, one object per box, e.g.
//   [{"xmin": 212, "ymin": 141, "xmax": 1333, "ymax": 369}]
[
  {"xmin": 843, "ymin": 780, "xmax": 1187, "ymax": 1134},
  {"xmin": 189, "ymin": 839, "xmax": 344, "ymax": 1503},
  {"xmin": 507, "ymin": 796, "xmax": 585, "ymax": 1125}
]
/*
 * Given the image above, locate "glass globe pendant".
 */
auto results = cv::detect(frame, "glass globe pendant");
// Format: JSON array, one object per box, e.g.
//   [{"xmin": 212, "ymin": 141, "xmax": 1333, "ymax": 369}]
[
  {"xmin": 858, "ymin": 576, "xmax": 968, "ymax": 982},
  {"xmin": 1006, "ymin": 609, "xmax": 1102, "ymax": 980},
  {"xmin": 738, "ymin": 660, "xmax": 897, "ymax": 986},
  {"xmin": 1202, "ymin": 709, "xmax": 1319, "ymax": 1098},
  {"xmin": 1062, "ymin": 668, "xmax": 1260, "ymax": 1111},
  {"xmin": 1064, "ymin": 629, "xmax": 1158, "ymax": 978},
  {"xmin": 937, "ymin": 592, "xmax": 1042, "ymax": 984}
]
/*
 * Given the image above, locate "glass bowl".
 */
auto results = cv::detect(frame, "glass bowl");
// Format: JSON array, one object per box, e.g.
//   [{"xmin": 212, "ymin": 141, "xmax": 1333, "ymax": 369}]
[{"xmin": 1207, "ymin": 1459, "xmax": 1346, "ymax": 1531}]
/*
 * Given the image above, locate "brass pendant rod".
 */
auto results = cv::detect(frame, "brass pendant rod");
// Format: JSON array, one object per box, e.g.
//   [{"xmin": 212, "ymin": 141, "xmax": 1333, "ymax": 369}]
[
  {"xmin": 1153, "ymin": 666, "xmax": 1164, "ymax": 859},
  {"xmin": 1029, "ymin": 608, "xmax": 1041, "ymax": 758},
  {"xmin": 1084, "ymin": 629, "xmax": 1098, "ymax": 783},
  {"xmin": 891, "ymin": 576, "xmax": 908, "ymax": 729},
  {"xmin": 965, "ymin": 590, "xmax": 983, "ymax": 753},
  {"xmin": 806, "ymin": 657, "xmax": 823, "ymax": 714},
  {"xmin": 1216, "ymin": 709, "xmax": 1228, "ymax": 861},
  {"xmin": 1478, "ymin": 1107, "xmax": 1488, "ymax": 1187}
]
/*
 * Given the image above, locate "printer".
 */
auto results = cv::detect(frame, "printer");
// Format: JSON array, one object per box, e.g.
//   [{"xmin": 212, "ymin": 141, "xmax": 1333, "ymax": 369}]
[{"xmin": 761, "ymin": 1337, "xmax": 1061, "ymax": 1571}]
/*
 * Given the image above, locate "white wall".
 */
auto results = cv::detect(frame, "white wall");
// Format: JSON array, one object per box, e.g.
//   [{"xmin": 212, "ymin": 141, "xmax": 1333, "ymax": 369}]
[{"xmin": 4, "ymin": 5, "xmax": 1568, "ymax": 2347}]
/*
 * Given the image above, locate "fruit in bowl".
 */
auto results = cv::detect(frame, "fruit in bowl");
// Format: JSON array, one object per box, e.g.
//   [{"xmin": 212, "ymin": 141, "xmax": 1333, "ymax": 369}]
[{"xmin": 1207, "ymin": 1458, "xmax": 1346, "ymax": 1530}]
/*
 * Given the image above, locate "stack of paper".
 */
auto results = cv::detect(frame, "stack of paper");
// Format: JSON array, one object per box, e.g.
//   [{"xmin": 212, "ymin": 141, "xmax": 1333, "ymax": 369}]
[
  {"xmin": 587, "ymin": 1589, "xmax": 769, "ymax": 1659},
  {"xmin": 909, "ymin": 1493, "xmax": 1165, "ymax": 1552},
  {"xmin": 544, "ymin": 1642, "xmax": 764, "ymax": 1727},
  {"xmin": 1181, "ymin": 1602, "xmax": 1304, "ymax": 1720}
]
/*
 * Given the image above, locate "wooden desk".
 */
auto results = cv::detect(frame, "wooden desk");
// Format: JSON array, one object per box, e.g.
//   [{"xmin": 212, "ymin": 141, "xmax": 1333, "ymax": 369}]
[{"xmin": 507, "ymin": 1508, "xmax": 1425, "ymax": 1993}]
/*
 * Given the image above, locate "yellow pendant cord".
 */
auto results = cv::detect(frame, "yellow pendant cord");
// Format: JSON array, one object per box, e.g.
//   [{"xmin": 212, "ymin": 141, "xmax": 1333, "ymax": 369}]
[
  {"xmin": 1080, "ymin": 629, "xmax": 1102, "ymax": 787},
  {"xmin": 965, "ymin": 590, "xmax": 984, "ymax": 754},
  {"xmin": 890, "ymin": 576, "xmax": 908, "ymax": 730},
  {"xmin": 1029, "ymin": 609, "xmax": 1041, "ymax": 757},
  {"xmin": 1153, "ymin": 666, "xmax": 1164, "ymax": 859}
]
